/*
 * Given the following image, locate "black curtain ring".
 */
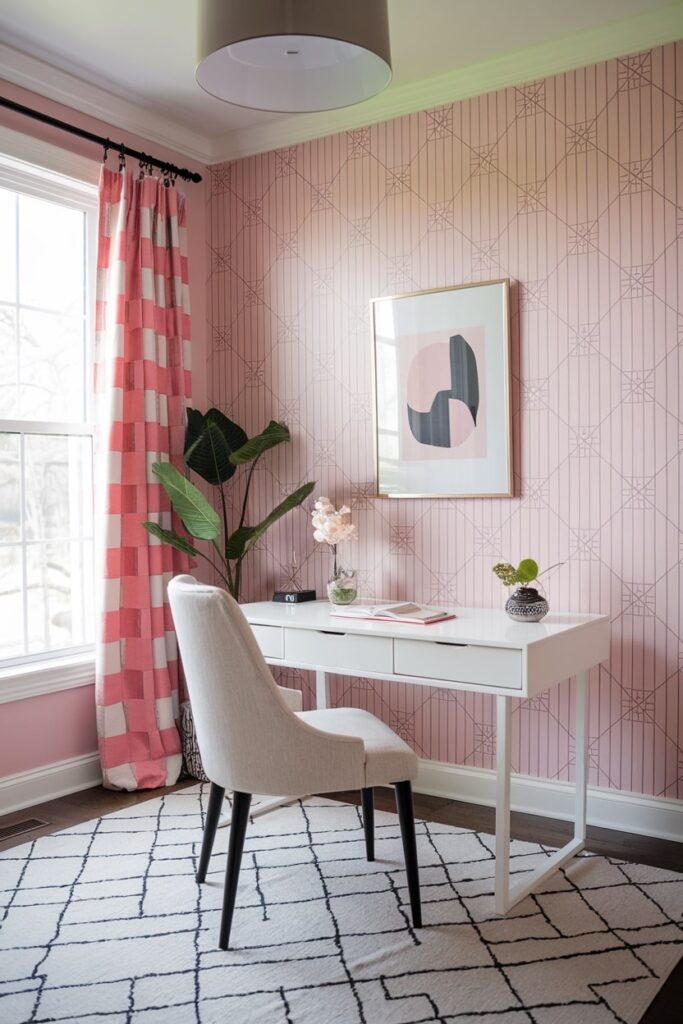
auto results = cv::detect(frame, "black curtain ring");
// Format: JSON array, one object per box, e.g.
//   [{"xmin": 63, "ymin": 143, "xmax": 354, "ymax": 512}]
[
  {"xmin": 118, "ymin": 144, "xmax": 126, "ymax": 171},
  {"xmin": 102, "ymin": 138, "xmax": 110, "ymax": 164}
]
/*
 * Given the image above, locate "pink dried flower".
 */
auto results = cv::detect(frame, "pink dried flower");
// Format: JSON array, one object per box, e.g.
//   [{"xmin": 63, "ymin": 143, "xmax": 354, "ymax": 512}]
[{"xmin": 310, "ymin": 496, "xmax": 357, "ymax": 547}]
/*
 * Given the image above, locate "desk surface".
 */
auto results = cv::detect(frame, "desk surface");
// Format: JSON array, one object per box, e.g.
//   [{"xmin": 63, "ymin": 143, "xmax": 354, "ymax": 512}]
[{"xmin": 241, "ymin": 600, "xmax": 608, "ymax": 651}]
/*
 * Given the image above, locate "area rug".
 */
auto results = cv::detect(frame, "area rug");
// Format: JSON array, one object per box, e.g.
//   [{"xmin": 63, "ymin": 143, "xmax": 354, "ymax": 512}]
[{"xmin": 0, "ymin": 786, "xmax": 681, "ymax": 1024}]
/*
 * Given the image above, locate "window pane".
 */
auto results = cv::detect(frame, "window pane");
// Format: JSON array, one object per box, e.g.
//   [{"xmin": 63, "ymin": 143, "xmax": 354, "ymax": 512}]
[
  {"xmin": 24, "ymin": 434, "xmax": 92, "ymax": 540},
  {"xmin": 0, "ymin": 188, "xmax": 16, "ymax": 304},
  {"xmin": 26, "ymin": 540, "xmax": 93, "ymax": 653},
  {"xmin": 0, "ymin": 433, "xmax": 21, "ymax": 543},
  {"xmin": 27, "ymin": 541, "xmax": 71, "ymax": 653},
  {"xmin": 0, "ymin": 306, "xmax": 17, "ymax": 418},
  {"xmin": 73, "ymin": 539, "xmax": 94, "ymax": 646},
  {"xmin": 0, "ymin": 169, "xmax": 95, "ymax": 667},
  {"xmin": 0, "ymin": 545, "xmax": 23, "ymax": 658},
  {"xmin": 19, "ymin": 310, "xmax": 85, "ymax": 422},
  {"xmin": 18, "ymin": 194, "xmax": 85, "ymax": 315}
]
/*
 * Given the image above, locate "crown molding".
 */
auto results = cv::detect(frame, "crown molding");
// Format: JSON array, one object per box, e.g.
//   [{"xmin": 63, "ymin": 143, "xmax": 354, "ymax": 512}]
[
  {"xmin": 209, "ymin": 1, "xmax": 683, "ymax": 162},
  {"xmin": 0, "ymin": 41, "xmax": 214, "ymax": 165},
  {"xmin": 1, "ymin": 4, "xmax": 681, "ymax": 169}
]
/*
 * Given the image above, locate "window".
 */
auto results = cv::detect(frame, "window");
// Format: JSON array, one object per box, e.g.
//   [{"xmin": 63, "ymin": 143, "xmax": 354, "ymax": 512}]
[{"xmin": 0, "ymin": 150, "xmax": 97, "ymax": 669}]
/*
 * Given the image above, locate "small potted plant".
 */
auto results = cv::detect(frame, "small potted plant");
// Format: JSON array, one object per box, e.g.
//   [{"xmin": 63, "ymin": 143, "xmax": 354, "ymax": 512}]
[{"xmin": 492, "ymin": 558, "xmax": 551, "ymax": 622}]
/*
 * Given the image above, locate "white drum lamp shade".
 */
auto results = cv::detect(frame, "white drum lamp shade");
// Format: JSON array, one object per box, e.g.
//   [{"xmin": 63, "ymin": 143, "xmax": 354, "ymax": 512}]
[{"xmin": 196, "ymin": 0, "xmax": 392, "ymax": 112}]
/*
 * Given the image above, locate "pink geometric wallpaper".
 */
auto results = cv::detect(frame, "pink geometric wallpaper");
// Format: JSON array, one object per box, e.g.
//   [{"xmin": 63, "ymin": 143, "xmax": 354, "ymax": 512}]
[{"xmin": 207, "ymin": 44, "xmax": 683, "ymax": 800}]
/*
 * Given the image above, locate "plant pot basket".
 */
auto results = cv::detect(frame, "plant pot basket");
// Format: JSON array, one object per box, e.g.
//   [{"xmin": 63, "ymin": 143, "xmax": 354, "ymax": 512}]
[{"xmin": 180, "ymin": 701, "xmax": 208, "ymax": 782}]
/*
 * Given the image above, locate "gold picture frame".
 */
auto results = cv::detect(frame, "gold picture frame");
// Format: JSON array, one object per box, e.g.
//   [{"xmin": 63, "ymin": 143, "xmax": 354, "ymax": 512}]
[{"xmin": 371, "ymin": 279, "xmax": 512, "ymax": 498}]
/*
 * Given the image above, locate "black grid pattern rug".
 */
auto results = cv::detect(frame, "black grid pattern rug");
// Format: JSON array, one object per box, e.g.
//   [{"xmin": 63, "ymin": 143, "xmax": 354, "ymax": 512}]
[{"xmin": 0, "ymin": 785, "xmax": 681, "ymax": 1023}]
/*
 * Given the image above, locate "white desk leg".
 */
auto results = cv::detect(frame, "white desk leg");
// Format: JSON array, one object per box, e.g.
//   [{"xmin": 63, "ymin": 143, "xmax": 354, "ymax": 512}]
[
  {"xmin": 574, "ymin": 670, "xmax": 588, "ymax": 841},
  {"xmin": 315, "ymin": 670, "xmax": 329, "ymax": 709},
  {"xmin": 219, "ymin": 793, "xmax": 298, "ymax": 826},
  {"xmin": 495, "ymin": 674, "xmax": 589, "ymax": 914},
  {"xmin": 495, "ymin": 695, "xmax": 512, "ymax": 914}
]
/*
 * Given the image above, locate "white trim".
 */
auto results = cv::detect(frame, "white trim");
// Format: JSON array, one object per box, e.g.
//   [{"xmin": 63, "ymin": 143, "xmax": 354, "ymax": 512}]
[
  {"xmin": 2, "ymin": 5, "xmax": 682, "ymax": 165},
  {"xmin": 210, "ymin": 1, "xmax": 683, "ymax": 160},
  {"xmin": 0, "ymin": 418, "xmax": 93, "ymax": 436},
  {"xmin": 0, "ymin": 43, "xmax": 213, "ymax": 165},
  {"xmin": 0, "ymin": 141, "xmax": 97, "ymax": 668},
  {"xmin": 415, "ymin": 758, "xmax": 683, "ymax": 844},
  {"xmin": 0, "ymin": 751, "xmax": 679, "ymax": 841},
  {"xmin": 0, "ymin": 123, "xmax": 100, "ymax": 186},
  {"xmin": 0, "ymin": 653, "xmax": 95, "ymax": 704},
  {"xmin": 0, "ymin": 752, "xmax": 101, "ymax": 816}
]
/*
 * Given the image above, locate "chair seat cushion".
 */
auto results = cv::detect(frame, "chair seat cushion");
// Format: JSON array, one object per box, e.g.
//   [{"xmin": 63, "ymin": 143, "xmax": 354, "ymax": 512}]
[{"xmin": 297, "ymin": 707, "xmax": 418, "ymax": 788}]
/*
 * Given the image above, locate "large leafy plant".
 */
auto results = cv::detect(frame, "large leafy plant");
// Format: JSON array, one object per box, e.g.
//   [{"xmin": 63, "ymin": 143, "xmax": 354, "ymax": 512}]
[{"xmin": 143, "ymin": 408, "xmax": 315, "ymax": 600}]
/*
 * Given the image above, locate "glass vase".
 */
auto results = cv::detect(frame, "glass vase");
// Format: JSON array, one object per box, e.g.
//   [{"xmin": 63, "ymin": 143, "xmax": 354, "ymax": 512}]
[
  {"xmin": 327, "ymin": 568, "xmax": 358, "ymax": 605},
  {"xmin": 326, "ymin": 548, "xmax": 357, "ymax": 605}
]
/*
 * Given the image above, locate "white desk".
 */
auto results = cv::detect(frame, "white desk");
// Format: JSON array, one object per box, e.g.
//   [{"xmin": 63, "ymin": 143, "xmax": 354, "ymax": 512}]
[{"xmin": 241, "ymin": 600, "xmax": 610, "ymax": 914}]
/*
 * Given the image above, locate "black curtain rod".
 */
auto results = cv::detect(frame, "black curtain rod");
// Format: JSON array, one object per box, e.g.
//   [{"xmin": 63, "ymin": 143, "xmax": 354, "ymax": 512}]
[{"xmin": 0, "ymin": 96, "xmax": 203, "ymax": 184}]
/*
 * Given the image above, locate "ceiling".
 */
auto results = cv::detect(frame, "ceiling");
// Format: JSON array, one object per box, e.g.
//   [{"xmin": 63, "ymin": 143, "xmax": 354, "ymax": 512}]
[{"xmin": 0, "ymin": 0, "xmax": 681, "ymax": 163}]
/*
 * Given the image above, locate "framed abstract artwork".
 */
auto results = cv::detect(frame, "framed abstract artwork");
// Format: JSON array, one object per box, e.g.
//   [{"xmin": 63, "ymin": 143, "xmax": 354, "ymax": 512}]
[{"xmin": 371, "ymin": 279, "xmax": 512, "ymax": 498}]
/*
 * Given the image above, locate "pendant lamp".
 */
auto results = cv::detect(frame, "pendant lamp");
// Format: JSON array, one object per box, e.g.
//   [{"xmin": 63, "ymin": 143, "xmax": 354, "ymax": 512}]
[{"xmin": 196, "ymin": 0, "xmax": 392, "ymax": 113}]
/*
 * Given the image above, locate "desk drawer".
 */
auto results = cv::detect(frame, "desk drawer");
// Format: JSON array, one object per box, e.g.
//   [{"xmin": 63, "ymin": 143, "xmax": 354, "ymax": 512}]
[
  {"xmin": 250, "ymin": 625, "xmax": 284, "ymax": 659},
  {"xmin": 394, "ymin": 639, "xmax": 522, "ymax": 689},
  {"xmin": 284, "ymin": 628, "xmax": 393, "ymax": 674}
]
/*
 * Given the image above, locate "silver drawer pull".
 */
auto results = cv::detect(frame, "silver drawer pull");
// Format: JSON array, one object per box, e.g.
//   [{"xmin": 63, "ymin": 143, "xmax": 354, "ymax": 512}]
[{"xmin": 435, "ymin": 641, "xmax": 468, "ymax": 647}]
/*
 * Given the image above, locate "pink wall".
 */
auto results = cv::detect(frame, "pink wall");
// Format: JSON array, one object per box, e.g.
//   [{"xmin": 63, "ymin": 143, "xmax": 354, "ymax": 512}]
[
  {"xmin": 207, "ymin": 43, "xmax": 683, "ymax": 799},
  {"xmin": 0, "ymin": 686, "xmax": 98, "ymax": 777},
  {"xmin": 0, "ymin": 80, "xmax": 210, "ymax": 780}
]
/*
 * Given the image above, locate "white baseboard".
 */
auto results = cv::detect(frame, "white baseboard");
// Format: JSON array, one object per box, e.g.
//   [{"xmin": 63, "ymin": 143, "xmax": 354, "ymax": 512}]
[
  {"xmin": 415, "ymin": 759, "xmax": 683, "ymax": 844},
  {"xmin": 1, "ymin": 751, "xmax": 680, "ymax": 844},
  {"xmin": 0, "ymin": 752, "xmax": 102, "ymax": 817}
]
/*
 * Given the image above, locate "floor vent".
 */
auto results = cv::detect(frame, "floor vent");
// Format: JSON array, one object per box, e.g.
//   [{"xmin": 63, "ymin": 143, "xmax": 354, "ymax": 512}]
[{"xmin": 0, "ymin": 818, "xmax": 48, "ymax": 841}]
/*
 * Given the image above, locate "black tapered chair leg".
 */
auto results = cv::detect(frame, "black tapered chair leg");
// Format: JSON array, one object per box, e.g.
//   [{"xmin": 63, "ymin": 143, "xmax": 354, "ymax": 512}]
[
  {"xmin": 219, "ymin": 790, "xmax": 252, "ymax": 950},
  {"xmin": 394, "ymin": 780, "xmax": 422, "ymax": 928},
  {"xmin": 361, "ymin": 787, "xmax": 375, "ymax": 861},
  {"xmin": 197, "ymin": 782, "xmax": 225, "ymax": 883}
]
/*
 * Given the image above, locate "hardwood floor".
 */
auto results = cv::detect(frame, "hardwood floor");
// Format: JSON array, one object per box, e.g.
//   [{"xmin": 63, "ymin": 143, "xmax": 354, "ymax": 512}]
[{"xmin": 1, "ymin": 782, "xmax": 680, "ymax": 1022}]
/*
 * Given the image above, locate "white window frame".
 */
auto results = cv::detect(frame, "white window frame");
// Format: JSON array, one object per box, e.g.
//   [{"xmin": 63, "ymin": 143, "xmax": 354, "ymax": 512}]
[{"xmin": 0, "ymin": 128, "xmax": 99, "ymax": 703}]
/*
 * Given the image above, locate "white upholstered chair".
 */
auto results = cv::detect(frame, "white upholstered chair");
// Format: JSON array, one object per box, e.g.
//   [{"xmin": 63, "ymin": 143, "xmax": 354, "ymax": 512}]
[{"xmin": 168, "ymin": 574, "xmax": 422, "ymax": 950}]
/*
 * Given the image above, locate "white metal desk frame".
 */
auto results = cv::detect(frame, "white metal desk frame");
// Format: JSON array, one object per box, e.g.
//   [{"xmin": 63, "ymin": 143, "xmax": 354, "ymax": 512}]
[{"xmin": 239, "ymin": 602, "xmax": 608, "ymax": 916}]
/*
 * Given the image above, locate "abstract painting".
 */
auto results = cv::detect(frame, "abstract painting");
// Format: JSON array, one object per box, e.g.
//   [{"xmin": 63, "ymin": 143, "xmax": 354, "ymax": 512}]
[{"xmin": 372, "ymin": 280, "xmax": 512, "ymax": 497}]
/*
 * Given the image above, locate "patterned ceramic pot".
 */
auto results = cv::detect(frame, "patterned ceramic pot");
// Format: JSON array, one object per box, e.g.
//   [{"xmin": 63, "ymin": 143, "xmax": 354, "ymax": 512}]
[{"xmin": 505, "ymin": 587, "xmax": 549, "ymax": 623}]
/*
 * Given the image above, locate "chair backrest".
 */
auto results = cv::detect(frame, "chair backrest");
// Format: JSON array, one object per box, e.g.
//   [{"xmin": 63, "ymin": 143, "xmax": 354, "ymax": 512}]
[{"xmin": 168, "ymin": 575, "xmax": 364, "ymax": 795}]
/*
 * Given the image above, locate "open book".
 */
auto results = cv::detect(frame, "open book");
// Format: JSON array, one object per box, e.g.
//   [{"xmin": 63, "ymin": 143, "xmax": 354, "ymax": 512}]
[{"xmin": 331, "ymin": 601, "xmax": 455, "ymax": 625}]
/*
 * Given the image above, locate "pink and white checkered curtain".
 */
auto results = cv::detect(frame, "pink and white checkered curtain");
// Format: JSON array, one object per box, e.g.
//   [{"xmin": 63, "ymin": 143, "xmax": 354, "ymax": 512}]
[{"xmin": 94, "ymin": 167, "xmax": 192, "ymax": 790}]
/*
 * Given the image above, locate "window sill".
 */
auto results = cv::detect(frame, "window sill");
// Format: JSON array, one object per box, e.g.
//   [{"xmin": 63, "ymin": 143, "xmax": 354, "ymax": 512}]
[{"xmin": 0, "ymin": 652, "xmax": 96, "ymax": 705}]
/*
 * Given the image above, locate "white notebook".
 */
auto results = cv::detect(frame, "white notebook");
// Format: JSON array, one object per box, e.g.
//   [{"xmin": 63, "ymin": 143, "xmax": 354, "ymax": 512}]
[{"xmin": 331, "ymin": 601, "xmax": 455, "ymax": 625}]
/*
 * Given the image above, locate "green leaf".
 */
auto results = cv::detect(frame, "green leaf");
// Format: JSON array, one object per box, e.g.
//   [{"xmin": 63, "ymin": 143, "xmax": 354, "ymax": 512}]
[
  {"xmin": 516, "ymin": 558, "xmax": 539, "ymax": 584},
  {"xmin": 230, "ymin": 421, "xmax": 291, "ymax": 466},
  {"xmin": 225, "ymin": 525, "xmax": 253, "ymax": 560},
  {"xmin": 226, "ymin": 481, "xmax": 315, "ymax": 559},
  {"xmin": 492, "ymin": 562, "xmax": 519, "ymax": 587},
  {"xmin": 184, "ymin": 407, "xmax": 248, "ymax": 484},
  {"xmin": 143, "ymin": 522, "xmax": 199, "ymax": 557},
  {"xmin": 152, "ymin": 463, "xmax": 221, "ymax": 541}
]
